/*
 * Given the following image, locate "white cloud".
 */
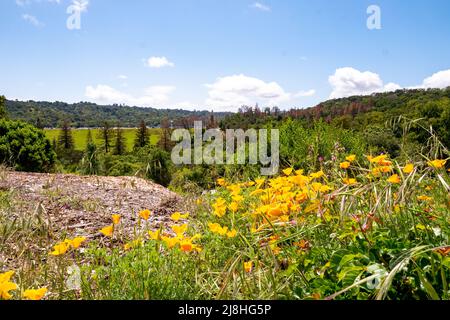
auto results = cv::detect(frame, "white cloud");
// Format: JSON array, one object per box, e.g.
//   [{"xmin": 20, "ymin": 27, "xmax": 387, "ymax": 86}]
[
  {"xmin": 22, "ymin": 14, "xmax": 44, "ymax": 27},
  {"xmin": 383, "ymin": 82, "xmax": 402, "ymax": 92},
  {"xmin": 117, "ymin": 75, "xmax": 128, "ymax": 80},
  {"xmin": 251, "ymin": 2, "xmax": 271, "ymax": 12},
  {"xmin": 205, "ymin": 74, "xmax": 294, "ymax": 111},
  {"xmin": 145, "ymin": 56, "xmax": 175, "ymax": 68},
  {"xmin": 329, "ymin": 67, "xmax": 450, "ymax": 99},
  {"xmin": 329, "ymin": 67, "xmax": 401, "ymax": 99},
  {"xmin": 422, "ymin": 69, "xmax": 450, "ymax": 89},
  {"xmin": 85, "ymin": 85, "xmax": 176, "ymax": 107},
  {"xmin": 295, "ymin": 89, "xmax": 316, "ymax": 97},
  {"xmin": 16, "ymin": 0, "xmax": 61, "ymax": 6}
]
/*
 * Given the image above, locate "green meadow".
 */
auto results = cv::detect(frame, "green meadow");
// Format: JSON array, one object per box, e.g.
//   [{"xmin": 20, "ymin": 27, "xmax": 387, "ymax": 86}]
[{"xmin": 45, "ymin": 128, "xmax": 161, "ymax": 152}]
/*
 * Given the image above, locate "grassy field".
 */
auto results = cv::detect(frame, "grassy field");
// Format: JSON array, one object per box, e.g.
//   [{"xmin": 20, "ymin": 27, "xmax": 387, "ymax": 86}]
[{"xmin": 45, "ymin": 128, "xmax": 161, "ymax": 152}]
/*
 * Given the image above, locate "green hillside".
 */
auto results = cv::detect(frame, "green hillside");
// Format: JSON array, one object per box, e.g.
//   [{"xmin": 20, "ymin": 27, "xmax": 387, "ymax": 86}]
[{"xmin": 4, "ymin": 99, "xmax": 230, "ymax": 128}]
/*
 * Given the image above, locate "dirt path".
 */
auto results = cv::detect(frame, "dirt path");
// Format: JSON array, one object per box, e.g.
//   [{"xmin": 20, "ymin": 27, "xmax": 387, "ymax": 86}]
[{"xmin": 0, "ymin": 171, "xmax": 183, "ymax": 238}]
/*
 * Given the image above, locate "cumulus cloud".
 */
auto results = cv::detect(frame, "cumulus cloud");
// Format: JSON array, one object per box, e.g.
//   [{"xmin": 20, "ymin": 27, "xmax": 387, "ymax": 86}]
[
  {"xmin": 16, "ymin": 0, "xmax": 61, "ymax": 6},
  {"xmin": 295, "ymin": 89, "xmax": 316, "ymax": 97},
  {"xmin": 85, "ymin": 85, "xmax": 176, "ymax": 107},
  {"xmin": 251, "ymin": 2, "xmax": 271, "ymax": 12},
  {"xmin": 421, "ymin": 69, "xmax": 450, "ymax": 89},
  {"xmin": 205, "ymin": 74, "xmax": 297, "ymax": 111},
  {"xmin": 329, "ymin": 67, "xmax": 450, "ymax": 99},
  {"xmin": 22, "ymin": 14, "xmax": 44, "ymax": 27},
  {"xmin": 145, "ymin": 56, "xmax": 175, "ymax": 68},
  {"xmin": 329, "ymin": 67, "xmax": 401, "ymax": 99}
]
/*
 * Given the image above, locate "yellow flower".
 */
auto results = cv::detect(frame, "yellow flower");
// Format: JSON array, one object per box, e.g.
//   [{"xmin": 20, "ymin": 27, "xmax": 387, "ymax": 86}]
[
  {"xmin": 267, "ymin": 205, "xmax": 283, "ymax": 217},
  {"xmin": 343, "ymin": 178, "xmax": 357, "ymax": 185},
  {"xmin": 171, "ymin": 212, "xmax": 189, "ymax": 221},
  {"xmin": 428, "ymin": 159, "xmax": 447, "ymax": 169},
  {"xmin": 70, "ymin": 236, "xmax": 86, "ymax": 249},
  {"xmin": 139, "ymin": 209, "xmax": 151, "ymax": 221},
  {"xmin": 161, "ymin": 236, "xmax": 179, "ymax": 249},
  {"xmin": 282, "ymin": 168, "xmax": 293, "ymax": 176},
  {"xmin": 112, "ymin": 214, "xmax": 121, "ymax": 225},
  {"xmin": 124, "ymin": 239, "xmax": 143, "ymax": 251},
  {"xmin": 226, "ymin": 229, "xmax": 237, "ymax": 238},
  {"xmin": 369, "ymin": 154, "xmax": 390, "ymax": 166},
  {"xmin": 212, "ymin": 197, "xmax": 227, "ymax": 217},
  {"xmin": 403, "ymin": 163, "xmax": 414, "ymax": 174},
  {"xmin": 0, "ymin": 271, "xmax": 17, "ymax": 300},
  {"xmin": 340, "ymin": 161, "xmax": 351, "ymax": 169},
  {"xmin": 372, "ymin": 166, "xmax": 392, "ymax": 176},
  {"xmin": 310, "ymin": 171, "xmax": 325, "ymax": 179},
  {"xmin": 196, "ymin": 198, "xmax": 202, "ymax": 205},
  {"xmin": 229, "ymin": 202, "xmax": 239, "ymax": 213},
  {"xmin": 255, "ymin": 178, "xmax": 266, "ymax": 187},
  {"xmin": 208, "ymin": 222, "xmax": 229, "ymax": 236},
  {"xmin": 50, "ymin": 241, "xmax": 69, "ymax": 256},
  {"xmin": 22, "ymin": 288, "xmax": 47, "ymax": 300},
  {"xmin": 417, "ymin": 195, "xmax": 432, "ymax": 202},
  {"xmin": 244, "ymin": 261, "xmax": 253, "ymax": 273},
  {"xmin": 179, "ymin": 239, "xmax": 193, "ymax": 252},
  {"xmin": 231, "ymin": 194, "xmax": 244, "ymax": 203},
  {"xmin": 99, "ymin": 225, "xmax": 114, "ymax": 237},
  {"xmin": 171, "ymin": 224, "xmax": 188, "ymax": 236},
  {"xmin": 387, "ymin": 174, "xmax": 401, "ymax": 184},
  {"xmin": 217, "ymin": 178, "xmax": 227, "ymax": 186},
  {"xmin": 208, "ymin": 222, "xmax": 221, "ymax": 233},
  {"xmin": 345, "ymin": 155, "xmax": 356, "ymax": 162},
  {"xmin": 148, "ymin": 229, "xmax": 161, "ymax": 240}
]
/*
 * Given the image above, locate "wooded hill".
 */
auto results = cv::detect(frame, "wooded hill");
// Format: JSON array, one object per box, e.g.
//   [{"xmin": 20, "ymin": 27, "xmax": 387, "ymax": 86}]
[{"xmin": 4, "ymin": 99, "xmax": 230, "ymax": 128}]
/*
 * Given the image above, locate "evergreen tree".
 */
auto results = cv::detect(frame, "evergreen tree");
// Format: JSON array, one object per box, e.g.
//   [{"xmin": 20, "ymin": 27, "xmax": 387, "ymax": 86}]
[
  {"xmin": 98, "ymin": 121, "xmax": 113, "ymax": 153},
  {"xmin": 58, "ymin": 120, "xmax": 74, "ymax": 151},
  {"xmin": 134, "ymin": 120, "xmax": 149, "ymax": 149},
  {"xmin": 158, "ymin": 117, "xmax": 174, "ymax": 152},
  {"xmin": 114, "ymin": 124, "xmax": 126, "ymax": 155}
]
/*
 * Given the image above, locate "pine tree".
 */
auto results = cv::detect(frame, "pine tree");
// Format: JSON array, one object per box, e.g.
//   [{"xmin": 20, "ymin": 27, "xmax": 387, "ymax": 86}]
[
  {"xmin": 134, "ymin": 120, "xmax": 150, "ymax": 149},
  {"xmin": 114, "ymin": 124, "xmax": 126, "ymax": 155},
  {"xmin": 158, "ymin": 117, "xmax": 173, "ymax": 152},
  {"xmin": 98, "ymin": 121, "xmax": 113, "ymax": 153},
  {"xmin": 58, "ymin": 120, "xmax": 74, "ymax": 151}
]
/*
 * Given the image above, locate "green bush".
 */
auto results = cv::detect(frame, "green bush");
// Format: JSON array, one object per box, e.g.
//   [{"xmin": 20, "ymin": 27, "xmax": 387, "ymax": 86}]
[{"xmin": 0, "ymin": 119, "xmax": 55, "ymax": 172}]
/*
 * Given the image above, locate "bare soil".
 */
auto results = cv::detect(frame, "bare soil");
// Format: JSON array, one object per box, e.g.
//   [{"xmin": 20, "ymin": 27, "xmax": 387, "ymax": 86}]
[{"xmin": 0, "ymin": 171, "xmax": 183, "ymax": 238}]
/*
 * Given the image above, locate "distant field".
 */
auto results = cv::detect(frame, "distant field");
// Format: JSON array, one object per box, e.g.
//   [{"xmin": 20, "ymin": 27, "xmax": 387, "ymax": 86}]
[{"xmin": 45, "ymin": 128, "xmax": 160, "ymax": 152}]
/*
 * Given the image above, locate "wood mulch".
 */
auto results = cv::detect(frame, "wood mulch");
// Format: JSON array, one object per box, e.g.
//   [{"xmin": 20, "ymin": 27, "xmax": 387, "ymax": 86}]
[{"xmin": 0, "ymin": 171, "xmax": 184, "ymax": 239}]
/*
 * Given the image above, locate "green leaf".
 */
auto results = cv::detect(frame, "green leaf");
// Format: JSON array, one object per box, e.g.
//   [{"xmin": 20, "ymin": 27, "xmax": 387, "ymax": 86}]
[{"xmin": 417, "ymin": 272, "xmax": 440, "ymax": 300}]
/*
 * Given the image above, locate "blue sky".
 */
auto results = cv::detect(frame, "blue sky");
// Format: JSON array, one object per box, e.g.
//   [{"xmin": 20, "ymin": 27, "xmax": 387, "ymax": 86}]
[{"xmin": 1, "ymin": 0, "xmax": 450, "ymax": 111}]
